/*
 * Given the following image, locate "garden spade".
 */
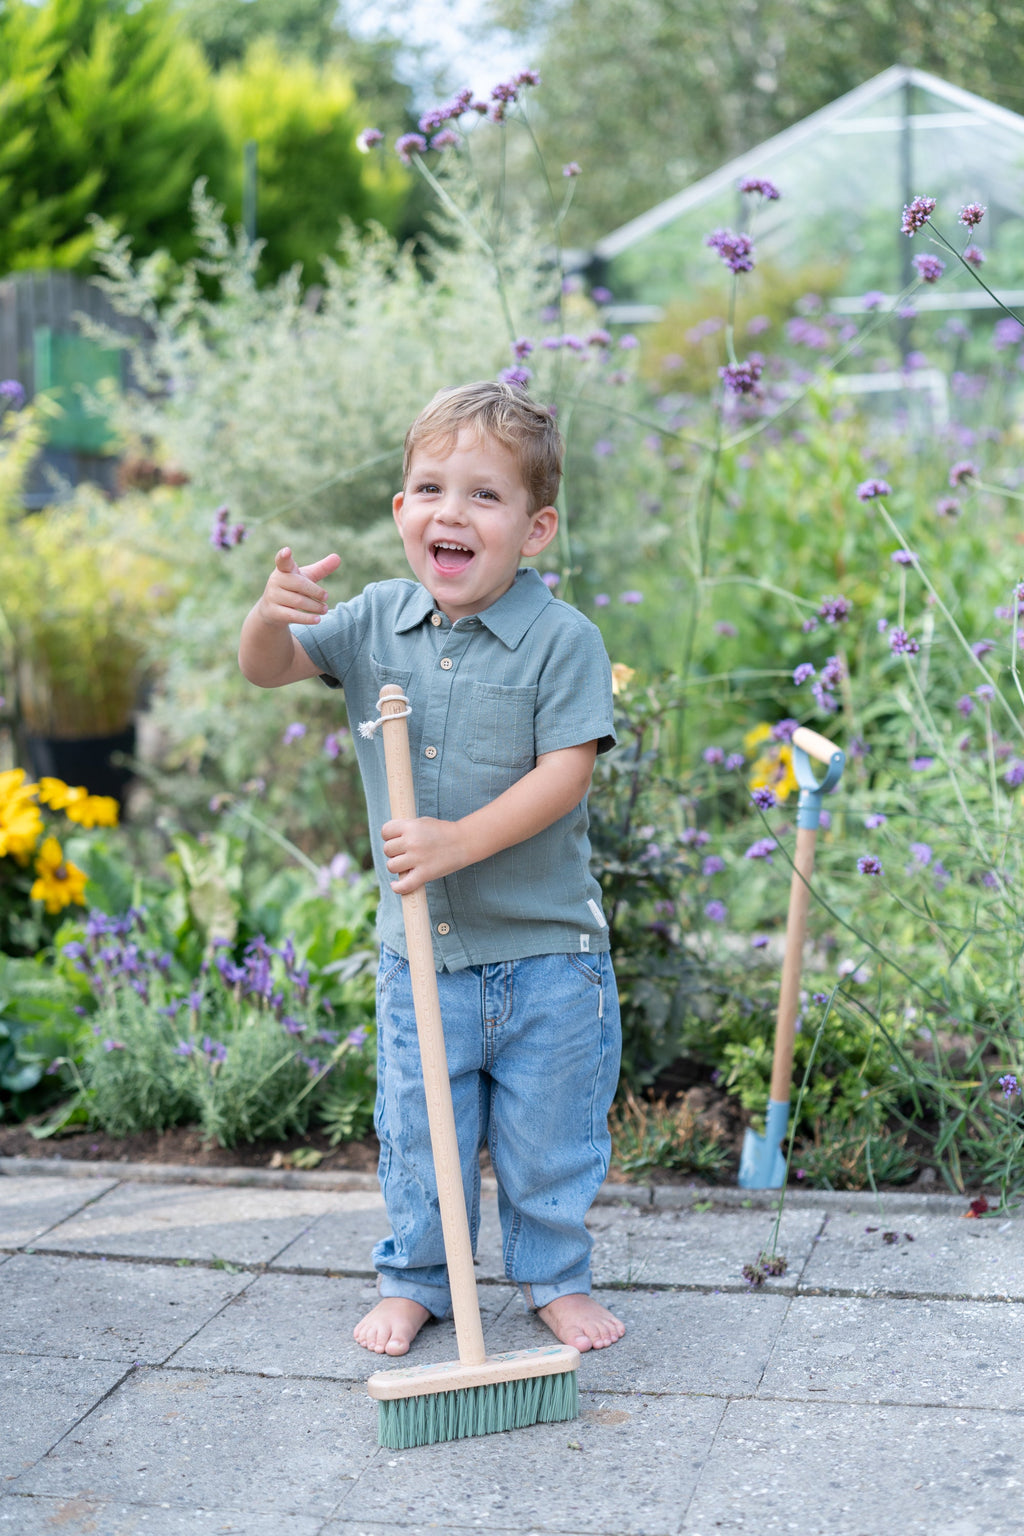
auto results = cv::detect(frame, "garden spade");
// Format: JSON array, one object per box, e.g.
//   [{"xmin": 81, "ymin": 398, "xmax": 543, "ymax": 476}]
[{"xmin": 738, "ymin": 726, "xmax": 845, "ymax": 1189}]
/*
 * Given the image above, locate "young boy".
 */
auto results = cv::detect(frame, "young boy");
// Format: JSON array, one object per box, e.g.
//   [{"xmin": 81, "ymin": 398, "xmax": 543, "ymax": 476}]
[{"xmin": 239, "ymin": 380, "xmax": 625, "ymax": 1359}]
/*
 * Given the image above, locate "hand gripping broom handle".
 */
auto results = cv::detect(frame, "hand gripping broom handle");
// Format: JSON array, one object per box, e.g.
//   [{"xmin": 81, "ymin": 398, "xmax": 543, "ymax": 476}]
[
  {"xmin": 769, "ymin": 726, "xmax": 845, "ymax": 1105},
  {"xmin": 378, "ymin": 685, "xmax": 487, "ymax": 1366}
]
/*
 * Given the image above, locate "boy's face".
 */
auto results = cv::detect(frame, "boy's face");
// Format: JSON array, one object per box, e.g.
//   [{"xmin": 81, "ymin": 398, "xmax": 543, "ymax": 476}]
[{"xmin": 393, "ymin": 427, "xmax": 558, "ymax": 621}]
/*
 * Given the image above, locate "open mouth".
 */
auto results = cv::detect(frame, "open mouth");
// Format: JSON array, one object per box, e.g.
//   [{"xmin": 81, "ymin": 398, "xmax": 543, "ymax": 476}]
[{"xmin": 431, "ymin": 540, "xmax": 475, "ymax": 573}]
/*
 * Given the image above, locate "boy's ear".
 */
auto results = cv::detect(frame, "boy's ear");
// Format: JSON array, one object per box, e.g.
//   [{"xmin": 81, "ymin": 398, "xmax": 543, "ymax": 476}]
[
  {"xmin": 392, "ymin": 491, "xmax": 404, "ymax": 529},
  {"xmin": 521, "ymin": 505, "xmax": 558, "ymax": 556}
]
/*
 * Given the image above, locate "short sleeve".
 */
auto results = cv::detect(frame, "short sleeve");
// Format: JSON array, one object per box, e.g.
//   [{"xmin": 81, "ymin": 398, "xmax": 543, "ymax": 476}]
[
  {"xmin": 291, "ymin": 586, "xmax": 373, "ymax": 687},
  {"xmin": 532, "ymin": 611, "xmax": 616, "ymax": 758}
]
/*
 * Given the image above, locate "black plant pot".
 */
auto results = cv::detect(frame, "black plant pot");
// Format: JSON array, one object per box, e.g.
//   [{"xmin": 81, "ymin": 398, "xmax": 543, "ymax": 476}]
[{"xmin": 24, "ymin": 722, "xmax": 137, "ymax": 809}]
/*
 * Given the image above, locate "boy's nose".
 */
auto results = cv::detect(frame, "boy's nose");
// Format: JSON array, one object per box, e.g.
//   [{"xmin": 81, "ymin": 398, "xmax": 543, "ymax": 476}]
[{"xmin": 435, "ymin": 498, "xmax": 468, "ymax": 524}]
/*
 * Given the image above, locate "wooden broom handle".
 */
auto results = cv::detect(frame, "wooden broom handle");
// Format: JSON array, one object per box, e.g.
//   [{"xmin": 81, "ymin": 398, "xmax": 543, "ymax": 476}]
[
  {"xmin": 769, "ymin": 823, "xmax": 817, "ymax": 1104},
  {"xmin": 378, "ymin": 685, "xmax": 487, "ymax": 1366}
]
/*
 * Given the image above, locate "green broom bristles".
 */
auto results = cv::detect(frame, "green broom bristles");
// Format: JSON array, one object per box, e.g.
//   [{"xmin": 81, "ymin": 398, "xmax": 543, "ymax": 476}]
[{"xmin": 377, "ymin": 1367, "xmax": 579, "ymax": 1449}]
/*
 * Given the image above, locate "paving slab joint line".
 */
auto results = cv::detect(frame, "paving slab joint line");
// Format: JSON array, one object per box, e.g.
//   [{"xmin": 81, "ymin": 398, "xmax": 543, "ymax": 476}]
[{"xmin": 4, "ymin": 1154, "xmax": 1010, "ymax": 1215}]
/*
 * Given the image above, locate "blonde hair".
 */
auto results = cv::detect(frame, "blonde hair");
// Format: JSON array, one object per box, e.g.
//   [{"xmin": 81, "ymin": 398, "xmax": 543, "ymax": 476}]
[{"xmin": 403, "ymin": 380, "xmax": 563, "ymax": 510}]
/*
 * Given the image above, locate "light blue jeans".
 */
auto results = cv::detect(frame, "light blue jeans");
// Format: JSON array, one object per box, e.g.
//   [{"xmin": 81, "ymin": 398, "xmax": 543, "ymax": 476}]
[{"xmin": 372, "ymin": 946, "xmax": 621, "ymax": 1316}]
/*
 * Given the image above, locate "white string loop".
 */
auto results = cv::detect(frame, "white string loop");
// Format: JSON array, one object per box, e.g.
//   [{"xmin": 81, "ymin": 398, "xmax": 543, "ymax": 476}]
[{"xmin": 358, "ymin": 693, "xmax": 412, "ymax": 739}]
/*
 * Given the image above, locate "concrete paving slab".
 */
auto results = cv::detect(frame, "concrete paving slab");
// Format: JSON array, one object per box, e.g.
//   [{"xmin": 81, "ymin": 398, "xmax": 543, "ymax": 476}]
[
  {"xmin": 758, "ymin": 1293, "xmax": 1024, "ymax": 1409},
  {"xmin": 480, "ymin": 1286, "xmax": 791, "ymax": 1398},
  {"xmin": 0, "ymin": 1174, "xmax": 118, "ymax": 1248},
  {"xmin": 800, "ymin": 1211, "xmax": 1024, "ymax": 1298},
  {"xmin": 33, "ymin": 1181, "xmax": 350, "ymax": 1266},
  {"xmin": 0, "ymin": 1253, "xmax": 251, "ymax": 1365},
  {"xmin": 0, "ymin": 1355, "xmax": 130, "ymax": 1484},
  {"xmin": 586, "ymin": 1203, "xmax": 823, "ymax": 1290},
  {"xmin": 270, "ymin": 1189, "xmax": 509, "ymax": 1281},
  {"xmin": 0, "ymin": 1492, "xmax": 326, "ymax": 1534},
  {"xmin": 14, "ymin": 1366, "xmax": 377, "ymax": 1516},
  {"xmin": 342, "ymin": 1393, "xmax": 724, "ymax": 1535},
  {"xmin": 269, "ymin": 1191, "xmax": 390, "ymax": 1274},
  {"xmin": 320, "ymin": 1526, "xmax": 601, "ymax": 1536},
  {"xmin": 679, "ymin": 1397, "xmax": 1023, "ymax": 1535},
  {"xmin": 170, "ymin": 1271, "xmax": 513, "ymax": 1380}
]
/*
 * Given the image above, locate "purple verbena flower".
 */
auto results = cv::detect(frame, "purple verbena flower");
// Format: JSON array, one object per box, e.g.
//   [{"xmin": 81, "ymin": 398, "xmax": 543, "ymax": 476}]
[
  {"xmin": 705, "ymin": 228, "xmax": 755, "ymax": 274},
  {"xmin": 911, "ymin": 756, "xmax": 934, "ymax": 770},
  {"xmin": 395, "ymin": 133, "xmax": 427, "ymax": 163},
  {"xmin": 356, "ymin": 127, "xmax": 383, "ymax": 152},
  {"xmin": 910, "ymin": 842, "xmax": 933, "ymax": 866},
  {"xmin": 972, "ymin": 639, "xmax": 995, "ymax": 658},
  {"xmin": 913, "ymin": 254, "xmax": 945, "ymax": 284},
  {"xmin": 704, "ymin": 899, "xmax": 728, "ymax": 923},
  {"xmin": 750, "ymin": 935, "xmax": 769, "ymax": 949},
  {"xmin": 702, "ymin": 854, "xmax": 726, "ymax": 876},
  {"xmin": 174, "ymin": 1040, "xmax": 194, "ymax": 1057},
  {"xmin": 901, "ymin": 195, "xmax": 936, "ymax": 235},
  {"xmin": 959, "ymin": 202, "xmax": 986, "ymax": 228},
  {"xmin": 793, "ymin": 662, "xmax": 816, "ymax": 686},
  {"xmin": 891, "ymin": 549, "xmax": 917, "ymax": 565},
  {"xmin": 725, "ymin": 752, "xmax": 746, "ymax": 771},
  {"xmin": 0, "ymin": 379, "xmax": 26, "ymax": 409},
  {"xmin": 949, "ymin": 459, "xmax": 979, "ymax": 487},
  {"xmin": 820, "ymin": 655, "xmax": 845, "ymax": 689},
  {"xmin": 857, "ymin": 479, "xmax": 892, "ymax": 500},
  {"xmin": 857, "ymin": 854, "xmax": 883, "ymax": 876},
  {"xmin": 772, "ymin": 719, "xmax": 799, "ymax": 742},
  {"xmin": 862, "ymin": 290, "xmax": 887, "ymax": 311},
  {"xmin": 719, "ymin": 357, "xmax": 764, "ymax": 395},
  {"xmin": 963, "ymin": 245, "xmax": 985, "ymax": 268},
  {"xmin": 282, "ymin": 721, "xmax": 306, "ymax": 744},
  {"xmin": 1004, "ymin": 758, "xmax": 1024, "ymax": 788},
  {"xmin": 499, "ymin": 366, "xmax": 532, "ymax": 387},
  {"xmin": 562, "ymin": 161, "xmax": 581, "ymax": 177},
  {"xmin": 738, "ymin": 176, "xmax": 780, "ymax": 200},
  {"xmin": 751, "ymin": 787, "xmax": 776, "ymax": 810},
  {"xmin": 818, "ymin": 595, "xmax": 851, "ymax": 625},
  {"xmin": 936, "ymin": 496, "xmax": 961, "ymax": 517},
  {"xmin": 888, "ymin": 626, "xmax": 920, "ymax": 655},
  {"xmin": 864, "ymin": 813, "xmax": 887, "ymax": 829},
  {"xmin": 620, "ymin": 590, "xmax": 643, "ymax": 604},
  {"xmin": 745, "ymin": 838, "xmax": 778, "ymax": 861},
  {"xmin": 703, "ymin": 746, "xmax": 725, "ymax": 765},
  {"xmin": 999, "ymin": 1073, "xmax": 1021, "ymax": 1099}
]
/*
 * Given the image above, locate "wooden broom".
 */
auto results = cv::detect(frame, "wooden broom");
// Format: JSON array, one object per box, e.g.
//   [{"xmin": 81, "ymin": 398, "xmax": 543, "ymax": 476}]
[{"xmin": 366, "ymin": 684, "xmax": 580, "ymax": 1447}]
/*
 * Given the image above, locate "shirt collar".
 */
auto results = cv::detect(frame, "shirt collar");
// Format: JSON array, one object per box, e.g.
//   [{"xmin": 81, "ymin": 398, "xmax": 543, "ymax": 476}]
[{"xmin": 394, "ymin": 568, "xmax": 553, "ymax": 648}]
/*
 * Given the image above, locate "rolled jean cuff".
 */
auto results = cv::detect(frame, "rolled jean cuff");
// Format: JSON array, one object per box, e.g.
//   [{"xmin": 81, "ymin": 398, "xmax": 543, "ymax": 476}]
[
  {"xmin": 377, "ymin": 1272, "xmax": 452, "ymax": 1320},
  {"xmin": 521, "ymin": 1272, "xmax": 592, "ymax": 1312}
]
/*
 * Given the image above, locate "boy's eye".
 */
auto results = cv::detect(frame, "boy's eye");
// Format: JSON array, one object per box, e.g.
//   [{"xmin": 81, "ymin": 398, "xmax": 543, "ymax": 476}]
[
  {"xmin": 415, "ymin": 482, "xmax": 440, "ymax": 494},
  {"xmin": 475, "ymin": 488, "xmax": 500, "ymax": 500}
]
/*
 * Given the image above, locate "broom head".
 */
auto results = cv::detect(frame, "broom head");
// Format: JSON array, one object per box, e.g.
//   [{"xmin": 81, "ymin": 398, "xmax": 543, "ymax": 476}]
[{"xmin": 367, "ymin": 1343, "xmax": 580, "ymax": 1449}]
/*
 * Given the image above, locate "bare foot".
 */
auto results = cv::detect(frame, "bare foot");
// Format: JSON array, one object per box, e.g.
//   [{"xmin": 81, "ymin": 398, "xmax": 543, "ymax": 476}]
[
  {"xmin": 354, "ymin": 1297, "xmax": 432, "ymax": 1356},
  {"xmin": 537, "ymin": 1293, "xmax": 625, "ymax": 1352}
]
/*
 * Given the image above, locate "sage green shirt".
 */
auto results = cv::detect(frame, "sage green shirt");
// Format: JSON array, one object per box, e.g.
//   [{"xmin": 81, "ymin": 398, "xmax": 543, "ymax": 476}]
[{"xmin": 294, "ymin": 568, "xmax": 615, "ymax": 971}]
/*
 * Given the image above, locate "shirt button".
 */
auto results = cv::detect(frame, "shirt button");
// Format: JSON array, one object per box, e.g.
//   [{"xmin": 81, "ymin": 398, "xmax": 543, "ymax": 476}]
[
  {"xmin": 440, "ymin": 657, "xmax": 453, "ymax": 670},
  {"xmin": 424, "ymin": 746, "xmax": 437, "ymax": 759},
  {"xmin": 431, "ymin": 613, "xmax": 442, "ymax": 626},
  {"xmin": 436, "ymin": 922, "xmax": 451, "ymax": 936}
]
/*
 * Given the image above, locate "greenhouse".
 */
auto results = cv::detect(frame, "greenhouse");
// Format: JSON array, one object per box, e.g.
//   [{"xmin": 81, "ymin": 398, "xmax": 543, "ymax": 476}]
[{"xmin": 594, "ymin": 65, "xmax": 1024, "ymax": 322}]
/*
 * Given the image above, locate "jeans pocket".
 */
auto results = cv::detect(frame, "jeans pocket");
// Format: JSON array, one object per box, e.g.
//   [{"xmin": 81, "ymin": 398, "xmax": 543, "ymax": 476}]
[
  {"xmin": 377, "ymin": 945, "xmax": 408, "ymax": 996},
  {"xmin": 568, "ymin": 952, "xmax": 604, "ymax": 987}
]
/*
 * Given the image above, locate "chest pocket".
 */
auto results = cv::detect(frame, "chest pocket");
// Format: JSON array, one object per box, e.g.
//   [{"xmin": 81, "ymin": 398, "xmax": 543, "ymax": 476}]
[{"xmin": 458, "ymin": 680, "xmax": 537, "ymax": 770}]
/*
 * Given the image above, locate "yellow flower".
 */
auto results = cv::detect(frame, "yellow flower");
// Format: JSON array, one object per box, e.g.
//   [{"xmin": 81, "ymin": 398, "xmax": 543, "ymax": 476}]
[
  {"xmin": 611, "ymin": 663, "xmax": 636, "ymax": 696},
  {"xmin": 750, "ymin": 743, "xmax": 799, "ymax": 802},
  {"xmin": 0, "ymin": 768, "xmax": 43, "ymax": 860},
  {"xmin": 743, "ymin": 721, "xmax": 773, "ymax": 755},
  {"xmin": 65, "ymin": 794, "xmax": 119, "ymax": 829},
  {"xmin": 30, "ymin": 836, "xmax": 88, "ymax": 914},
  {"xmin": 37, "ymin": 777, "xmax": 88, "ymax": 811}
]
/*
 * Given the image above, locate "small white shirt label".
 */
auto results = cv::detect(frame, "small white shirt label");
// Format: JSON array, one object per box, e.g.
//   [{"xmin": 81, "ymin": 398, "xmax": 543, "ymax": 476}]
[{"xmin": 579, "ymin": 934, "xmax": 590, "ymax": 952}]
